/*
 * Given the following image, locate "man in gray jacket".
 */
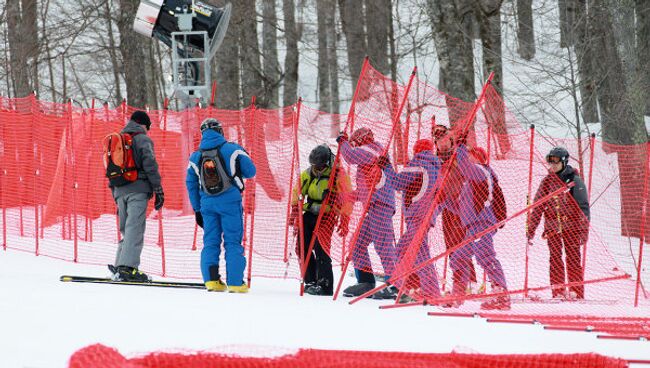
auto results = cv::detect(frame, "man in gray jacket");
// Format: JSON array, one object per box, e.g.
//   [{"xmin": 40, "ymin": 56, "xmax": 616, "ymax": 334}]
[{"xmin": 110, "ymin": 111, "xmax": 164, "ymax": 282}]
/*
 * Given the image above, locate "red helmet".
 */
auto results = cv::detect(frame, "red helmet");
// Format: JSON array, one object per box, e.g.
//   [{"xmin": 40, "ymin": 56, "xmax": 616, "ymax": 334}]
[
  {"xmin": 470, "ymin": 147, "xmax": 488, "ymax": 165},
  {"xmin": 350, "ymin": 127, "xmax": 374, "ymax": 147},
  {"xmin": 413, "ymin": 139, "xmax": 433, "ymax": 155}
]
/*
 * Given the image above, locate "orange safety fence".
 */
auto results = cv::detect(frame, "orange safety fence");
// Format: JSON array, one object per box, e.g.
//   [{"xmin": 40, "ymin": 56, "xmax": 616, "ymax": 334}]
[{"xmin": 0, "ymin": 63, "xmax": 648, "ymax": 317}]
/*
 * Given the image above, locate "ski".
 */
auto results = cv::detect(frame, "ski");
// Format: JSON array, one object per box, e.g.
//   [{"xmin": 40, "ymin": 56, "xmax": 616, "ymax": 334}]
[{"xmin": 60, "ymin": 275, "xmax": 206, "ymax": 289}]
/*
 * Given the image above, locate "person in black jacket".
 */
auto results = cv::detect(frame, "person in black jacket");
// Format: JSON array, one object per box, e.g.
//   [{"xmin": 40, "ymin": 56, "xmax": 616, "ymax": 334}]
[{"xmin": 526, "ymin": 147, "xmax": 590, "ymax": 299}]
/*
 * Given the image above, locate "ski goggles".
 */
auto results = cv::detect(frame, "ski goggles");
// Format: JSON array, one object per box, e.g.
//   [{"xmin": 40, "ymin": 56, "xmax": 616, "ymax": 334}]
[
  {"xmin": 545, "ymin": 155, "xmax": 562, "ymax": 164},
  {"xmin": 311, "ymin": 163, "xmax": 328, "ymax": 172}
]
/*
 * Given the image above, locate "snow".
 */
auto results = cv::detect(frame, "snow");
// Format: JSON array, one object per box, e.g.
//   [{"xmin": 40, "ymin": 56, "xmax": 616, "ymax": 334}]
[{"xmin": 1, "ymin": 250, "xmax": 649, "ymax": 368}]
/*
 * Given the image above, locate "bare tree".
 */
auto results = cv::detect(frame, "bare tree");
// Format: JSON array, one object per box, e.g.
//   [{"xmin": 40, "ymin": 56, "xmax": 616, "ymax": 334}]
[
  {"xmin": 475, "ymin": 0, "xmax": 504, "ymax": 93},
  {"xmin": 282, "ymin": 0, "xmax": 299, "ymax": 107},
  {"xmin": 574, "ymin": 0, "xmax": 598, "ymax": 124},
  {"xmin": 590, "ymin": 0, "xmax": 646, "ymax": 146},
  {"xmin": 215, "ymin": 0, "xmax": 242, "ymax": 110},
  {"xmin": 262, "ymin": 0, "xmax": 280, "ymax": 108},
  {"xmin": 426, "ymin": 0, "xmax": 476, "ymax": 103},
  {"xmin": 365, "ymin": 0, "xmax": 390, "ymax": 75},
  {"xmin": 7, "ymin": 0, "xmax": 38, "ymax": 97},
  {"xmin": 637, "ymin": 0, "xmax": 650, "ymax": 116},
  {"xmin": 516, "ymin": 0, "xmax": 535, "ymax": 60},
  {"xmin": 326, "ymin": 0, "xmax": 340, "ymax": 115},
  {"xmin": 558, "ymin": 0, "xmax": 577, "ymax": 48},
  {"xmin": 103, "ymin": 0, "xmax": 123, "ymax": 105},
  {"xmin": 117, "ymin": 0, "xmax": 148, "ymax": 107},
  {"xmin": 317, "ymin": 0, "xmax": 331, "ymax": 112},
  {"xmin": 338, "ymin": 0, "xmax": 367, "ymax": 92},
  {"xmin": 240, "ymin": 0, "xmax": 264, "ymax": 106}
]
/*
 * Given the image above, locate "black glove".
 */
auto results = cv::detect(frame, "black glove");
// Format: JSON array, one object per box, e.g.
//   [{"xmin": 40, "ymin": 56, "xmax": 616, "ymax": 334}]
[
  {"xmin": 195, "ymin": 211, "xmax": 204, "ymax": 228},
  {"xmin": 336, "ymin": 131, "xmax": 348, "ymax": 143},
  {"xmin": 153, "ymin": 186, "xmax": 164, "ymax": 211},
  {"xmin": 376, "ymin": 155, "xmax": 390, "ymax": 169},
  {"xmin": 455, "ymin": 131, "xmax": 468, "ymax": 146}
]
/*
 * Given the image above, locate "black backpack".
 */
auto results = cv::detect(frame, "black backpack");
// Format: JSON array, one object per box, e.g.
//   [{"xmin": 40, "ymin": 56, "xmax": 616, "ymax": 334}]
[{"xmin": 199, "ymin": 143, "xmax": 236, "ymax": 195}]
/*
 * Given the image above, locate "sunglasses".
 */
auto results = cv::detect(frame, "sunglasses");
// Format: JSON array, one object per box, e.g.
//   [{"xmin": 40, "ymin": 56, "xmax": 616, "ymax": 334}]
[{"xmin": 546, "ymin": 156, "xmax": 562, "ymax": 164}]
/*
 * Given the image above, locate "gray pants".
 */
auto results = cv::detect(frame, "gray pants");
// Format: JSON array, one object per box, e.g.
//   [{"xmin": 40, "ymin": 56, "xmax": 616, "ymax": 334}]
[{"xmin": 114, "ymin": 192, "xmax": 149, "ymax": 268}]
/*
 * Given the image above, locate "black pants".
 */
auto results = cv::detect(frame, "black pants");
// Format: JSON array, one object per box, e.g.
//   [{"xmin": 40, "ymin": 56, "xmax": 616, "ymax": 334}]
[
  {"xmin": 547, "ymin": 231, "xmax": 584, "ymax": 298},
  {"xmin": 300, "ymin": 212, "xmax": 334, "ymax": 292}
]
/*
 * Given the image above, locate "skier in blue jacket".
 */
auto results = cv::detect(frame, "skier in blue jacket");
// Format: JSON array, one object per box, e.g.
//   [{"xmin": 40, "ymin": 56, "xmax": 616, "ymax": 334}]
[
  {"xmin": 379, "ymin": 139, "xmax": 442, "ymax": 301},
  {"xmin": 186, "ymin": 118, "xmax": 256, "ymax": 293},
  {"xmin": 337, "ymin": 127, "xmax": 397, "ymax": 298}
]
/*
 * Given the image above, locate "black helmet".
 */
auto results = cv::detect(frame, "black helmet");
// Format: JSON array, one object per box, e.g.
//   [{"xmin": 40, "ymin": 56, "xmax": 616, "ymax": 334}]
[
  {"xmin": 200, "ymin": 118, "xmax": 224, "ymax": 134},
  {"xmin": 309, "ymin": 144, "xmax": 333, "ymax": 168},
  {"xmin": 546, "ymin": 146, "xmax": 569, "ymax": 166},
  {"xmin": 131, "ymin": 110, "xmax": 152, "ymax": 131}
]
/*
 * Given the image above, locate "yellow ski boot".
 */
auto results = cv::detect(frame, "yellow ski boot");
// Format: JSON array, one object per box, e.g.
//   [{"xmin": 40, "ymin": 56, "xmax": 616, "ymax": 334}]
[
  {"xmin": 228, "ymin": 284, "xmax": 249, "ymax": 293},
  {"xmin": 205, "ymin": 280, "xmax": 227, "ymax": 292}
]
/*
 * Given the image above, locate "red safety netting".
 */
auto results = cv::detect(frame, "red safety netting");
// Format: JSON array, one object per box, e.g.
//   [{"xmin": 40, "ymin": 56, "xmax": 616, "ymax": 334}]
[
  {"xmin": 0, "ymin": 62, "xmax": 648, "ymax": 319},
  {"xmin": 67, "ymin": 343, "xmax": 629, "ymax": 368}
]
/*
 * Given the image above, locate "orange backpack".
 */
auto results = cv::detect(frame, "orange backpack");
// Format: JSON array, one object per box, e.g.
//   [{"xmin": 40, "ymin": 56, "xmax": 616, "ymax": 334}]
[{"xmin": 103, "ymin": 132, "xmax": 140, "ymax": 187}]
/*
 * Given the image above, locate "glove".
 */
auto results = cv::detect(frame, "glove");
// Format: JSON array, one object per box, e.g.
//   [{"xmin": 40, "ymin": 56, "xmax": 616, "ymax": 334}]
[
  {"xmin": 195, "ymin": 211, "xmax": 204, "ymax": 228},
  {"xmin": 337, "ymin": 215, "xmax": 350, "ymax": 237},
  {"xmin": 376, "ymin": 155, "xmax": 390, "ymax": 169},
  {"xmin": 153, "ymin": 186, "xmax": 164, "ymax": 211},
  {"xmin": 289, "ymin": 205, "xmax": 300, "ymax": 227},
  {"xmin": 336, "ymin": 131, "xmax": 348, "ymax": 143}
]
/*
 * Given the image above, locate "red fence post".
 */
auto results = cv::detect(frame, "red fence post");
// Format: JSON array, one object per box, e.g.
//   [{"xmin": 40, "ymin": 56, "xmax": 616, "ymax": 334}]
[
  {"xmin": 31, "ymin": 94, "xmax": 39, "ymax": 256},
  {"xmin": 69, "ymin": 100, "xmax": 79, "ymax": 262},
  {"xmin": 284, "ymin": 101, "xmax": 302, "ymax": 264},
  {"xmin": 582, "ymin": 133, "xmax": 596, "ymax": 279},
  {"xmin": 524, "ymin": 124, "xmax": 535, "ymax": 297},
  {"xmin": 635, "ymin": 143, "xmax": 650, "ymax": 307},
  {"xmin": 1, "ymin": 104, "xmax": 6, "ymax": 250},
  {"xmin": 246, "ymin": 96, "xmax": 258, "ymax": 287}
]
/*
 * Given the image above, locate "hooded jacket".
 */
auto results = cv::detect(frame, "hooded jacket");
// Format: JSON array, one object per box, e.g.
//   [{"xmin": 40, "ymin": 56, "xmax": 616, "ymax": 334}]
[
  {"xmin": 111, "ymin": 120, "xmax": 162, "ymax": 198},
  {"xmin": 186, "ymin": 129, "xmax": 256, "ymax": 211},
  {"xmin": 339, "ymin": 140, "xmax": 396, "ymax": 208}
]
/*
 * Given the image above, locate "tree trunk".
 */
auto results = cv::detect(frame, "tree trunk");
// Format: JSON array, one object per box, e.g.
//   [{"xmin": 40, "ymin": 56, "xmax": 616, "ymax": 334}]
[
  {"xmin": 326, "ymin": 0, "xmax": 341, "ymax": 136},
  {"xmin": 117, "ymin": 0, "xmax": 148, "ymax": 108},
  {"xmin": 558, "ymin": 0, "xmax": 577, "ymax": 48},
  {"xmin": 427, "ymin": 0, "xmax": 476, "ymax": 104},
  {"xmin": 240, "ymin": 0, "xmax": 264, "ymax": 107},
  {"xmin": 365, "ymin": 0, "xmax": 390, "ymax": 75},
  {"xmin": 637, "ymin": 0, "xmax": 650, "ymax": 116},
  {"xmin": 104, "ymin": 0, "xmax": 123, "ymax": 106},
  {"xmin": 215, "ymin": 0, "xmax": 242, "ymax": 110},
  {"xmin": 590, "ymin": 0, "xmax": 646, "ymax": 146},
  {"xmin": 516, "ymin": 0, "xmax": 535, "ymax": 60},
  {"xmin": 317, "ymin": 0, "xmax": 331, "ymax": 112},
  {"xmin": 7, "ymin": 0, "xmax": 33, "ymax": 97},
  {"xmin": 338, "ymin": 0, "xmax": 367, "ymax": 93},
  {"xmin": 574, "ymin": 0, "xmax": 599, "ymax": 124},
  {"xmin": 475, "ymin": 0, "xmax": 503, "ymax": 93},
  {"xmin": 282, "ymin": 0, "xmax": 299, "ymax": 107},
  {"xmin": 262, "ymin": 0, "xmax": 280, "ymax": 108}
]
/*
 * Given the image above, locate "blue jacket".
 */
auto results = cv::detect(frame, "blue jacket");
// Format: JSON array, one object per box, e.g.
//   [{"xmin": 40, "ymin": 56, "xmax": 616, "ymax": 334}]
[
  {"xmin": 456, "ymin": 144, "xmax": 497, "ymax": 229},
  {"xmin": 383, "ymin": 150, "xmax": 441, "ymax": 220},
  {"xmin": 186, "ymin": 129, "xmax": 256, "ymax": 211},
  {"xmin": 339, "ymin": 140, "xmax": 395, "ymax": 208}
]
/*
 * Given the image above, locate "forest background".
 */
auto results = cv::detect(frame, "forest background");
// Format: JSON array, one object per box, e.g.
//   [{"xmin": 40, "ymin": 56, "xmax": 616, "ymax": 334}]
[{"xmin": 1, "ymin": 0, "xmax": 649, "ymax": 144}]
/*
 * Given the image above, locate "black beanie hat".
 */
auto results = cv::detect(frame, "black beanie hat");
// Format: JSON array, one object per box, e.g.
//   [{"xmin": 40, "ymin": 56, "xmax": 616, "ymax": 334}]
[{"xmin": 131, "ymin": 111, "xmax": 152, "ymax": 130}]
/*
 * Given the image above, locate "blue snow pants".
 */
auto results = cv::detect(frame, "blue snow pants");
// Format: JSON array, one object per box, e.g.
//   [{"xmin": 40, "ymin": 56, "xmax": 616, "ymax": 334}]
[{"xmin": 200, "ymin": 201, "xmax": 246, "ymax": 286}]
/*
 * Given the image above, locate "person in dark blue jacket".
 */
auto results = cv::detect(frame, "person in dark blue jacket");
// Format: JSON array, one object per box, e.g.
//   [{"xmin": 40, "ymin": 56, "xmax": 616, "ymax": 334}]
[{"xmin": 186, "ymin": 118, "xmax": 256, "ymax": 293}]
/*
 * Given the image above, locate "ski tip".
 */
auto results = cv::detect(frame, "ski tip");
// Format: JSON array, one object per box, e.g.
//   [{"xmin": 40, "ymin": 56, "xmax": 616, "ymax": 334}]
[{"xmin": 60, "ymin": 276, "xmax": 73, "ymax": 282}]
